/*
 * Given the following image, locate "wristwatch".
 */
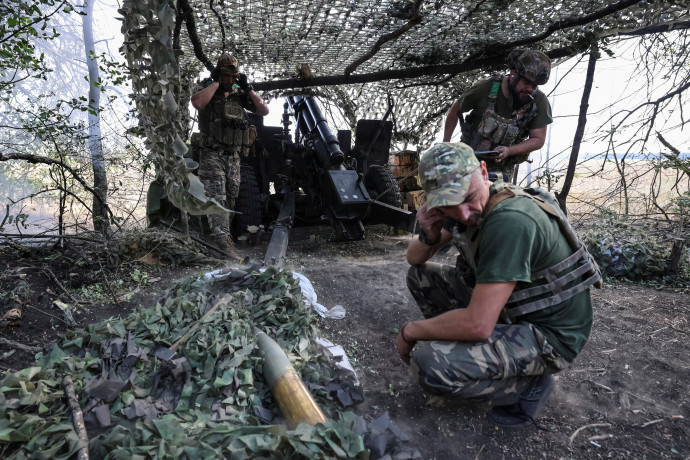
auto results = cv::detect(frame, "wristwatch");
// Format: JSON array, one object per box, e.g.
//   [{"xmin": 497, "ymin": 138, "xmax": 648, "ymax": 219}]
[{"xmin": 418, "ymin": 228, "xmax": 440, "ymax": 246}]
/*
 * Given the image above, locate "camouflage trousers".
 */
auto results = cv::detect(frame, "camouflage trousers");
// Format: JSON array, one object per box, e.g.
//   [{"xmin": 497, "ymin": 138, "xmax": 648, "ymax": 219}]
[
  {"xmin": 406, "ymin": 262, "xmax": 569, "ymax": 406},
  {"xmin": 197, "ymin": 147, "xmax": 241, "ymax": 238}
]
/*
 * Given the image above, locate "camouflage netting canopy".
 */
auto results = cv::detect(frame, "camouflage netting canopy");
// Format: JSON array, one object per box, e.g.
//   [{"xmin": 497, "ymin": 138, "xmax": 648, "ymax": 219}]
[{"xmin": 118, "ymin": 0, "xmax": 690, "ymax": 213}]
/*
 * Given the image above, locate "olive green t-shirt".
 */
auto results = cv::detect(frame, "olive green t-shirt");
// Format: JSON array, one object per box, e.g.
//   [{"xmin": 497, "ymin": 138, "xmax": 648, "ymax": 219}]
[
  {"xmin": 459, "ymin": 77, "xmax": 553, "ymax": 130},
  {"xmin": 473, "ymin": 191, "xmax": 593, "ymax": 362}
]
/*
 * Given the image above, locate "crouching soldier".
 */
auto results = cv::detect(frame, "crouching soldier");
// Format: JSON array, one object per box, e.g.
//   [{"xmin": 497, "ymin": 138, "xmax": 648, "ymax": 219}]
[{"xmin": 397, "ymin": 142, "xmax": 600, "ymax": 427}]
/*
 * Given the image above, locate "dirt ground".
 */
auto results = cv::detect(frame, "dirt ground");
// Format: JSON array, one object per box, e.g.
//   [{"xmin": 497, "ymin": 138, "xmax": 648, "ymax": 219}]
[{"xmin": 1, "ymin": 225, "xmax": 689, "ymax": 459}]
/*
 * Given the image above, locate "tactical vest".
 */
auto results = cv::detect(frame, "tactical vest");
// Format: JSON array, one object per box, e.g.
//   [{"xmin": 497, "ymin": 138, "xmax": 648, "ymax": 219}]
[
  {"xmin": 197, "ymin": 87, "xmax": 256, "ymax": 156},
  {"xmin": 452, "ymin": 183, "xmax": 601, "ymax": 321},
  {"xmin": 460, "ymin": 75, "xmax": 538, "ymax": 171}
]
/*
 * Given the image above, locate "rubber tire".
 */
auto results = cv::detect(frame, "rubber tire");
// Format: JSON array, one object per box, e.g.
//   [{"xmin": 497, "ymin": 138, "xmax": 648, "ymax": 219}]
[
  {"xmin": 365, "ymin": 165, "xmax": 403, "ymax": 208},
  {"xmin": 232, "ymin": 166, "xmax": 262, "ymax": 237}
]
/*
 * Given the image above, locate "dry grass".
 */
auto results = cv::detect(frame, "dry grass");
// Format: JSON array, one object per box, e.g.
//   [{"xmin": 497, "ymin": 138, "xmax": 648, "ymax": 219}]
[{"xmin": 538, "ymin": 158, "xmax": 688, "ymax": 221}]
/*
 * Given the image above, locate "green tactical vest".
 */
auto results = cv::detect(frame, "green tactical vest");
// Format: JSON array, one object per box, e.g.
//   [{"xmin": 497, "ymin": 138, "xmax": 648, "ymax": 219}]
[
  {"xmin": 197, "ymin": 87, "xmax": 253, "ymax": 156},
  {"xmin": 452, "ymin": 183, "xmax": 601, "ymax": 321},
  {"xmin": 459, "ymin": 75, "xmax": 538, "ymax": 173}
]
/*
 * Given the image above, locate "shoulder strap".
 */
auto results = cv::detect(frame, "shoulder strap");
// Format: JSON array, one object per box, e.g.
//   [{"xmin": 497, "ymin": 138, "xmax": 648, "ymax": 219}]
[
  {"xmin": 483, "ymin": 183, "xmax": 516, "ymax": 217},
  {"xmin": 482, "ymin": 185, "xmax": 602, "ymax": 291},
  {"xmin": 486, "ymin": 75, "xmax": 503, "ymax": 112}
]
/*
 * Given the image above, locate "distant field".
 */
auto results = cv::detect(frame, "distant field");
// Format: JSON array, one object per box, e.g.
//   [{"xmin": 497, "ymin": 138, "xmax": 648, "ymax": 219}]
[{"xmin": 521, "ymin": 158, "xmax": 688, "ymax": 221}]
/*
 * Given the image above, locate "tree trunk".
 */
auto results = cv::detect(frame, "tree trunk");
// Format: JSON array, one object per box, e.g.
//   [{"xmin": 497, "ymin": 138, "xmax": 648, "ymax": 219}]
[
  {"xmin": 81, "ymin": 1, "xmax": 110, "ymax": 237},
  {"xmin": 556, "ymin": 45, "xmax": 598, "ymax": 214},
  {"xmin": 665, "ymin": 215, "xmax": 685, "ymax": 276}
]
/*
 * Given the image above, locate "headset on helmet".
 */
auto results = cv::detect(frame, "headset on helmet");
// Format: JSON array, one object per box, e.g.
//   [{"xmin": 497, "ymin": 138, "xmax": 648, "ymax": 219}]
[{"xmin": 507, "ymin": 49, "xmax": 551, "ymax": 85}]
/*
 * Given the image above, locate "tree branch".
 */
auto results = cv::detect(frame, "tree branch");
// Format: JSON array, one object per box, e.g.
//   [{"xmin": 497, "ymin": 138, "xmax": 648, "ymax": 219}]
[
  {"xmin": 557, "ymin": 46, "xmax": 598, "ymax": 212},
  {"xmin": 178, "ymin": 0, "xmax": 213, "ymax": 71},
  {"xmin": 63, "ymin": 375, "xmax": 90, "ymax": 460},
  {"xmin": 344, "ymin": 0, "xmax": 424, "ymax": 76},
  {"xmin": 0, "ymin": 151, "xmax": 115, "ymax": 221},
  {"xmin": 252, "ymin": 0, "xmax": 665, "ymax": 91}
]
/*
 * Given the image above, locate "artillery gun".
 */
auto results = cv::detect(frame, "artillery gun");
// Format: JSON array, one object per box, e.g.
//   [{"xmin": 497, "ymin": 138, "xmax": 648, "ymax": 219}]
[{"xmin": 148, "ymin": 95, "xmax": 417, "ymax": 263}]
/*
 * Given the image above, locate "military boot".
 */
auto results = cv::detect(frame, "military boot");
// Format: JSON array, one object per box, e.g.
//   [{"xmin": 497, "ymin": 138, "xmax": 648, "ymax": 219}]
[
  {"xmin": 207, "ymin": 230, "xmax": 238, "ymax": 259},
  {"xmin": 489, "ymin": 374, "xmax": 555, "ymax": 428}
]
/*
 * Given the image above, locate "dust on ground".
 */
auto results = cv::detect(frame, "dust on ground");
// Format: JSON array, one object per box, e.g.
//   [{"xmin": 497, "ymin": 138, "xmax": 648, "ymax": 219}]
[{"xmin": 1, "ymin": 225, "xmax": 689, "ymax": 459}]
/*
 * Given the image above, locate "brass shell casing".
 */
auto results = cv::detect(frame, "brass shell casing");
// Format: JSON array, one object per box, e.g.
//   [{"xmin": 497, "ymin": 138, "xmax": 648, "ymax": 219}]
[
  {"xmin": 255, "ymin": 328, "xmax": 327, "ymax": 428},
  {"xmin": 272, "ymin": 371, "xmax": 327, "ymax": 429}
]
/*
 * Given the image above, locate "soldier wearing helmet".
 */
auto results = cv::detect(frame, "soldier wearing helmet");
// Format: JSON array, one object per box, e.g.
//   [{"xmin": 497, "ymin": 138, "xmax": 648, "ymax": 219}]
[
  {"xmin": 397, "ymin": 142, "xmax": 598, "ymax": 428},
  {"xmin": 443, "ymin": 49, "xmax": 553, "ymax": 182},
  {"xmin": 190, "ymin": 54, "xmax": 269, "ymax": 253}
]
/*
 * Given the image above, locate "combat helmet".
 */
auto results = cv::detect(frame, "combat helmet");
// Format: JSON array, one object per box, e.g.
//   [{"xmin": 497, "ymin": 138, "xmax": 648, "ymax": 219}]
[
  {"xmin": 217, "ymin": 54, "xmax": 240, "ymax": 75},
  {"xmin": 507, "ymin": 49, "xmax": 551, "ymax": 85}
]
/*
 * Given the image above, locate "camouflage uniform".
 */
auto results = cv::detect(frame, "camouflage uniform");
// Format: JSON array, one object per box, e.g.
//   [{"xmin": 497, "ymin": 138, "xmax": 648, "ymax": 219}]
[
  {"xmin": 405, "ymin": 142, "xmax": 590, "ymax": 405},
  {"xmin": 193, "ymin": 55, "xmax": 258, "ymax": 243},
  {"xmin": 406, "ymin": 261, "xmax": 569, "ymax": 405}
]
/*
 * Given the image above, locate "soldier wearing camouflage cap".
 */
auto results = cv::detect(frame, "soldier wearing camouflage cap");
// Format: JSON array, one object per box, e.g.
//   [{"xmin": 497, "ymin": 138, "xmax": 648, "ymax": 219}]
[
  {"xmin": 190, "ymin": 54, "xmax": 269, "ymax": 253},
  {"xmin": 397, "ymin": 142, "xmax": 596, "ymax": 428},
  {"xmin": 443, "ymin": 49, "xmax": 553, "ymax": 182}
]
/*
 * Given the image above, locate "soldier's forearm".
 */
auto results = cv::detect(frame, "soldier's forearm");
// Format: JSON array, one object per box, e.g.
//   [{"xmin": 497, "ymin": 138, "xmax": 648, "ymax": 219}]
[
  {"xmin": 507, "ymin": 138, "xmax": 544, "ymax": 157},
  {"xmin": 191, "ymin": 82, "xmax": 218, "ymax": 110},
  {"xmin": 249, "ymin": 91, "xmax": 269, "ymax": 116}
]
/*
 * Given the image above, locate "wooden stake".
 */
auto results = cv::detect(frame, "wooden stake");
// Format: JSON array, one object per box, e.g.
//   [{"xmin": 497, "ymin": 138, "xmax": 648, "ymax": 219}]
[{"xmin": 63, "ymin": 375, "xmax": 89, "ymax": 460}]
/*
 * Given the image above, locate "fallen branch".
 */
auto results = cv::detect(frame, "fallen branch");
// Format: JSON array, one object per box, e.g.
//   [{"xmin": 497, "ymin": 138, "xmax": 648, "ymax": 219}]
[
  {"xmin": 63, "ymin": 375, "xmax": 89, "ymax": 460},
  {"xmin": 43, "ymin": 267, "xmax": 82, "ymax": 305},
  {"xmin": 571, "ymin": 368, "xmax": 607, "ymax": 373},
  {"xmin": 569, "ymin": 423, "xmax": 612, "ymax": 446},
  {"xmin": 588, "ymin": 434, "xmax": 613, "ymax": 442},
  {"xmin": 624, "ymin": 391, "xmax": 659, "ymax": 407},
  {"xmin": 0, "ymin": 233, "xmax": 105, "ymax": 243},
  {"xmin": 640, "ymin": 418, "xmax": 664, "ymax": 428},
  {"xmin": 474, "ymin": 444, "xmax": 485, "ymax": 460},
  {"xmin": 97, "ymin": 259, "xmax": 122, "ymax": 308},
  {"xmin": 160, "ymin": 219, "xmax": 238, "ymax": 259},
  {"xmin": 578, "ymin": 379, "xmax": 614, "ymax": 393},
  {"xmin": 23, "ymin": 303, "xmax": 71, "ymax": 326},
  {"xmin": 0, "ymin": 337, "xmax": 41, "ymax": 353},
  {"xmin": 666, "ymin": 322, "xmax": 689, "ymax": 335}
]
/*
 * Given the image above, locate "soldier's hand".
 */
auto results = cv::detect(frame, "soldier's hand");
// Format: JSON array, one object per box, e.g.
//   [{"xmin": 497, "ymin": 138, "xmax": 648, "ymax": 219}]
[
  {"xmin": 494, "ymin": 145, "xmax": 511, "ymax": 161},
  {"xmin": 416, "ymin": 203, "xmax": 444, "ymax": 241},
  {"xmin": 211, "ymin": 67, "xmax": 221, "ymax": 82},
  {"xmin": 396, "ymin": 324, "xmax": 417, "ymax": 365},
  {"xmin": 237, "ymin": 73, "xmax": 251, "ymax": 91}
]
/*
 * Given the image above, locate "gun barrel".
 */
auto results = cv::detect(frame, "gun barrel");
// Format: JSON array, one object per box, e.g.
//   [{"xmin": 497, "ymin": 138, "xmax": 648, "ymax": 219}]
[{"xmin": 287, "ymin": 96, "xmax": 344, "ymax": 166}]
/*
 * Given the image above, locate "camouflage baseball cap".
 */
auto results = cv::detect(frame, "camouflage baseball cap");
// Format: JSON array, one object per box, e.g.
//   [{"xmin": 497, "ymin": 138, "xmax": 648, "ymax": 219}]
[
  {"xmin": 507, "ymin": 49, "xmax": 551, "ymax": 85},
  {"xmin": 217, "ymin": 54, "xmax": 240, "ymax": 75},
  {"xmin": 419, "ymin": 142, "xmax": 480, "ymax": 210}
]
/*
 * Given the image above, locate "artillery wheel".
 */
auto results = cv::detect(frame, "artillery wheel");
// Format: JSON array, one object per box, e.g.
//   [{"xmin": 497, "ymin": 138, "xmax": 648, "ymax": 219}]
[
  {"xmin": 232, "ymin": 166, "xmax": 262, "ymax": 237},
  {"xmin": 365, "ymin": 165, "xmax": 403, "ymax": 208}
]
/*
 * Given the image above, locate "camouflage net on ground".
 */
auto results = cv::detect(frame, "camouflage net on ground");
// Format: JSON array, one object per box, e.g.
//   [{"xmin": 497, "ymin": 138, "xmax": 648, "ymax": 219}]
[
  {"xmin": 0, "ymin": 267, "xmax": 407, "ymax": 459},
  {"xmin": 109, "ymin": 227, "xmax": 220, "ymax": 268},
  {"xmin": 584, "ymin": 217, "xmax": 690, "ymax": 282}
]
